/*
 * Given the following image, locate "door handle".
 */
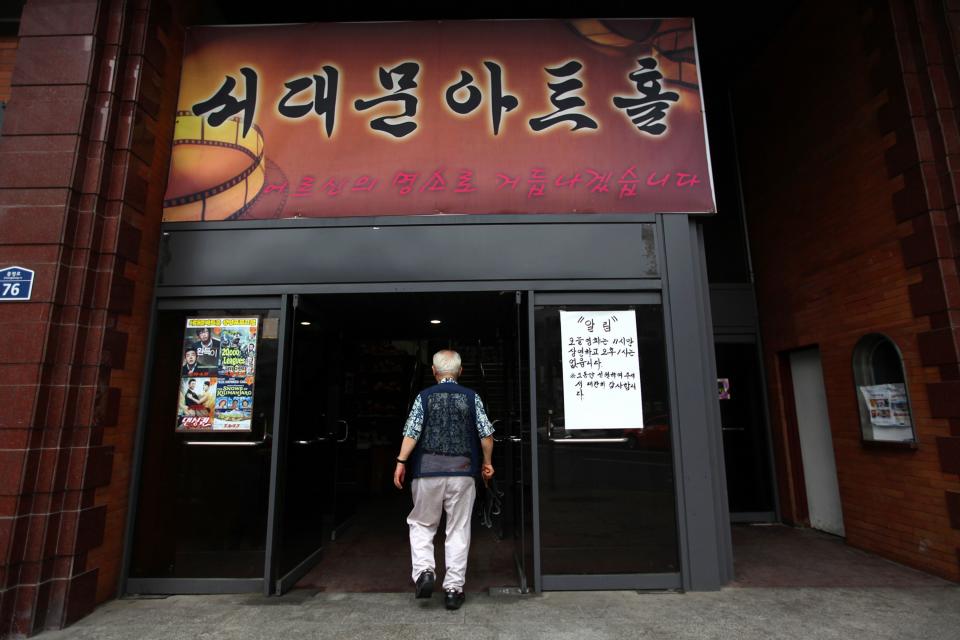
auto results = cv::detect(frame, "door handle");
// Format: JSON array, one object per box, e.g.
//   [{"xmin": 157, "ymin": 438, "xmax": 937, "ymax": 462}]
[
  {"xmin": 336, "ymin": 419, "xmax": 349, "ymax": 443},
  {"xmin": 508, "ymin": 436, "xmax": 522, "ymax": 443},
  {"xmin": 184, "ymin": 433, "xmax": 273, "ymax": 447},
  {"xmin": 548, "ymin": 437, "xmax": 629, "ymax": 444}
]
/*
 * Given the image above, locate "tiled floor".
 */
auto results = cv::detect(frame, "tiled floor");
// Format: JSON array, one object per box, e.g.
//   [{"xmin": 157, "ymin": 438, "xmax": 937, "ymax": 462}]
[
  {"xmin": 295, "ymin": 507, "xmax": 953, "ymax": 593},
  {"xmin": 294, "ymin": 491, "xmax": 517, "ymax": 593},
  {"xmin": 730, "ymin": 523, "xmax": 951, "ymax": 588}
]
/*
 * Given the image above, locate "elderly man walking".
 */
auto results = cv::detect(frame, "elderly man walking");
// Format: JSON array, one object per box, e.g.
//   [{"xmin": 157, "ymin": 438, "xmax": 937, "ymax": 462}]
[{"xmin": 394, "ymin": 349, "xmax": 495, "ymax": 610}]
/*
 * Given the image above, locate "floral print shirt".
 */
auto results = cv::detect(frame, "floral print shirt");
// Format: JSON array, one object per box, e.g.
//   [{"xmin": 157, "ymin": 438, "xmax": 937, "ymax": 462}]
[{"xmin": 402, "ymin": 378, "xmax": 495, "ymax": 440}]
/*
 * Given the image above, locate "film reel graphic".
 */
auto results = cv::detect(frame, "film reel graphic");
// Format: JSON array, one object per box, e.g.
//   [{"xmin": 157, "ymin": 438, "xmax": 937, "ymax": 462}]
[
  {"xmin": 568, "ymin": 19, "xmax": 699, "ymax": 90},
  {"xmin": 162, "ymin": 112, "xmax": 266, "ymax": 221}
]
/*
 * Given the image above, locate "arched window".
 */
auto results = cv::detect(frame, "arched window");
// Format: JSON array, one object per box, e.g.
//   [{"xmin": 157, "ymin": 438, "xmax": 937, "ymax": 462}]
[{"xmin": 852, "ymin": 334, "xmax": 916, "ymax": 444}]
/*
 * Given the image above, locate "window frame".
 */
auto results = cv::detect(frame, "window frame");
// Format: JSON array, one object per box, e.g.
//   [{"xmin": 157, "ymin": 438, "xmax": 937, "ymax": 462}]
[{"xmin": 851, "ymin": 333, "xmax": 918, "ymax": 449}]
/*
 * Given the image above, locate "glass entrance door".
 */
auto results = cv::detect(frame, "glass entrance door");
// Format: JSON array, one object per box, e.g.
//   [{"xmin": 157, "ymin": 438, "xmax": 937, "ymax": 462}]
[
  {"xmin": 531, "ymin": 293, "xmax": 680, "ymax": 590},
  {"xmin": 275, "ymin": 291, "xmax": 528, "ymax": 594},
  {"xmin": 126, "ymin": 301, "xmax": 282, "ymax": 593},
  {"xmin": 274, "ymin": 297, "xmax": 353, "ymax": 592},
  {"xmin": 496, "ymin": 292, "xmax": 533, "ymax": 591}
]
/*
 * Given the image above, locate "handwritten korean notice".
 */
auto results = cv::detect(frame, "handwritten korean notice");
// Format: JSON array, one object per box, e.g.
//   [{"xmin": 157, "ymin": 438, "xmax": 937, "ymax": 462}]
[{"xmin": 560, "ymin": 310, "xmax": 643, "ymax": 430}]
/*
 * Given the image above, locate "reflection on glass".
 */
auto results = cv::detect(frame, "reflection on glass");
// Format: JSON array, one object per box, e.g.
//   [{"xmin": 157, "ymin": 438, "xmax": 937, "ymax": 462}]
[
  {"xmin": 277, "ymin": 312, "xmax": 341, "ymax": 578},
  {"xmin": 535, "ymin": 304, "xmax": 678, "ymax": 575},
  {"xmin": 130, "ymin": 309, "xmax": 279, "ymax": 580}
]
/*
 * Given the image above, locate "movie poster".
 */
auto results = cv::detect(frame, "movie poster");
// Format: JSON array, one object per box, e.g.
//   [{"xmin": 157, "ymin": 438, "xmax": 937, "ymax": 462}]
[{"xmin": 176, "ymin": 317, "xmax": 259, "ymax": 432}]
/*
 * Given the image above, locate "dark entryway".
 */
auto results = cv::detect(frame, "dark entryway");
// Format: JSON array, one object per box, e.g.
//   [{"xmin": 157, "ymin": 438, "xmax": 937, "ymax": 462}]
[
  {"xmin": 715, "ymin": 340, "xmax": 777, "ymax": 520},
  {"xmin": 275, "ymin": 292, "xmax": 527, "ymax": 593}
]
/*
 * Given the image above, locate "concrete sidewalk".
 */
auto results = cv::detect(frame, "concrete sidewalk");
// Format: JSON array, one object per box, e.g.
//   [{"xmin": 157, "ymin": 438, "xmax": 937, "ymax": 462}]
[
  {"xmin": 29, "ymin": 525, "xmax": 960, "ymax": 639},
  {"xmin": 32, "ymin": 585, "xmax": 960, "ymax": 640}
]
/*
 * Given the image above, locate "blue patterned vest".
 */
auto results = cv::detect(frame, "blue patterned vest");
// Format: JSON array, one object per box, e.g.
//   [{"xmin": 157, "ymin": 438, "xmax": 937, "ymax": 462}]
[{"xmin": 410, "ymin": 382, "xmax": 480, "ymax": 479}]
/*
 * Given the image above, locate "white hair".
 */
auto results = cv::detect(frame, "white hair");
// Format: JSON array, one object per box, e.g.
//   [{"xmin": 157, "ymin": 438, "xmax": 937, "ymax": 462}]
[{"xmin": 432, "ymin": 350, "xmax": 462, "ymax": 375}]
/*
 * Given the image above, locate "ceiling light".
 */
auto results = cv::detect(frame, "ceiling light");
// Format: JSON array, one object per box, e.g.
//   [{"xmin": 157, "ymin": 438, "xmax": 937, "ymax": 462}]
[
  {"xmin": 430, "ymin": 319, "xmax": 442, "ymax": 325},
  {"xmin": 300, "ymin": 321, "xmax": 311, "ymax": 326}
]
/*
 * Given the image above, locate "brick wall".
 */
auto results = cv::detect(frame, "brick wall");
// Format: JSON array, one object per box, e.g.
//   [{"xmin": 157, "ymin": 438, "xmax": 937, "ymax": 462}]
[
  {"xmin": 0, "ymin": 36, "xmax": 16, "ymax": 103},
  {"xmin": 0, "ymin": 0, "xmax": 184, "ymax": 636},
  {"xmin": 738, "ymin": 0, "xmax": 960, "ymax": 581},
  {"xmin": 84, "ymin": 1, "xmax": 185, "ymax": 606}
]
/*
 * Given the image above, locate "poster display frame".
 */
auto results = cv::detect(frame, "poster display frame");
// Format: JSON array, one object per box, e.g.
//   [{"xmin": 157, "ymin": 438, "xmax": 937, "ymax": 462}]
[{"xmin": 175, "ymin": 316, "xmax": 262, "ymax": 433}]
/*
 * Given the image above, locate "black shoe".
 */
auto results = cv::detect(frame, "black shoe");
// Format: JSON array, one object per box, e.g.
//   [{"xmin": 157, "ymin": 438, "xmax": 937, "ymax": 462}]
[
  {"xmin": 444, "ymin": 589, "xmax": 465, "ymax": 610},
  {"xmin": 415, "ymin": 570, "xmax": 435, "ymax": 599}
]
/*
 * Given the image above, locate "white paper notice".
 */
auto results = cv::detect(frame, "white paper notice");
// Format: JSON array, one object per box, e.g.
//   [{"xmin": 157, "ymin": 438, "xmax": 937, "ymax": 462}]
[
  {"xmin": 859, "ymin": 383, "xmax": 913, "ymax": 437},
  {"xmin": 560, "ymin": 310, "xmax": 644, "ymax": 430}
]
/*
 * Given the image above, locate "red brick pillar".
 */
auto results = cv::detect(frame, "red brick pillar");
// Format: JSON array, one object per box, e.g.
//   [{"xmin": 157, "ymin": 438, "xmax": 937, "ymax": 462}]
[
  {"xmin": 0, "ymin": 0, "xmax": 184, "ymax": 636},
  {"xmin": 883, "ymin": 0, "xmax": 960, "ymax": 574}
]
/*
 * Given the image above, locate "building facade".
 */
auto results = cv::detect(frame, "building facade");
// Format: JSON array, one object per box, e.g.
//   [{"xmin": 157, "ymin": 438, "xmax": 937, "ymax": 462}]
[
  {"xmin": 0, "ymin": 0, "xmax": 957, "ymax": 637},
  {"xmin": 735, "ymin": 0, "xmax": 960, "ymax": 584}
]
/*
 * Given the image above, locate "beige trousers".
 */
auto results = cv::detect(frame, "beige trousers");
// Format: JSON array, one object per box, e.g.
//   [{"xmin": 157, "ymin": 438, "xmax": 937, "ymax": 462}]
[{"xmin": 407, "ymin": 476, "xmax": 476, "ymax": 591}]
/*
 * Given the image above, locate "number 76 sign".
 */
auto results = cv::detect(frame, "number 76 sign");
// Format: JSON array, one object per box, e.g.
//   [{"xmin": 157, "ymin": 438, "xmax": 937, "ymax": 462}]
[{"xmin": 0, "ymin": 266, "xmax": 35, "ymax": 301}]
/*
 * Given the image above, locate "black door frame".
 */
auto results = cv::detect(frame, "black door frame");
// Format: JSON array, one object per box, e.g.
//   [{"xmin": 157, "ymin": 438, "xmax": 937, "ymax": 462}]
[
  {"xmin": 528, "ymin": 290, "xmax": 683, "ymax": 591},
  {"xmin": 271, "ymin": 289, "xmax": 535, "ymax": 594},
  {"xmin": 120, "ymin": 214, "xmax": 734, "ymax": 595},
  {"xmin": 120, "ymin": 295, "xmax": 287, "ymax": 596}
]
